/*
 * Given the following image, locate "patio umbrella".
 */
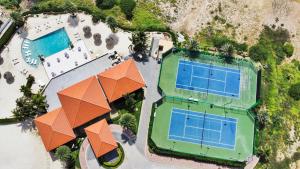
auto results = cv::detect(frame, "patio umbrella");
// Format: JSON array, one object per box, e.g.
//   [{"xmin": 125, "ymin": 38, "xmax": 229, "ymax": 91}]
[
  {"xmin": 5, "ymin": 73, "xmax": 14, "ymax": 84},
  {"xmin": 93, "ymin": 33, "xmax": 102, "ymax": 46},
  {"xmin": 83, "ymin": 26, "xmax": 92, "ymax": 38},
  {"xmin": 105, "ymin": 34, "xmax": 119, "ymax": 50},
  {"xmin": 4, "ymin": 71, "xmax": 12, "ymax": 79},
  {"xmin": 0, "ymin": 56, "xmax": 3, "ymax": 65}
]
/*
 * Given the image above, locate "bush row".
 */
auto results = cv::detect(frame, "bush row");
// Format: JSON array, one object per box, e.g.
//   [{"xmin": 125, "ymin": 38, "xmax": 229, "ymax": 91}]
[
  {"xmin": 99, "ymin": 143, "xmax": 125, "ymax": 168},
  {"xmin": 0, "ymin": 22, "xmax": 16, "ymax": 51},
  {"xmin": 21, "ymin": 4, "xmax": 178, "ymax": 46},
  {"xmin": 147, "ymin": 101, "xmax": 246, "ymax": 168},
  {"xmin": 0, "ymin": 117, "xmax": 19, "ymax": 125}
]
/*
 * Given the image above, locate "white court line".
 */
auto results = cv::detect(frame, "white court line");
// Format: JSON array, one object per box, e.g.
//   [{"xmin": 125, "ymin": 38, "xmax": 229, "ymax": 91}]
[
  {"xmin": 183, "ymin": 111, "xmax": 188, "ymax": 137},
  {"xmin": 180, "ymin": 62, "xmax": 241, "ymax": 75},
  {"xmin": 192, "ymin": 74, "xmax": 226, "ymax": 83},
  {"xmin": 169, "ymin": 134, "xmax": 235, "ymax": 147},
  {"xmin": 224, "ymin": 71, "xmax": 228, "ymax": 92},
  {"xmin": 172, "ymin": 109, "xmax": 237, "ymax": 124},
  {"xmin": 185, "ymin": 125, "xmax": 221, "ymax": 133},
  {"xmin": 219, "ymin": 121, "xmax": 223, "ymax": 143},
  {"xmin": 177, "ymin": 83, "xmax": 239, "ymax": 96}
]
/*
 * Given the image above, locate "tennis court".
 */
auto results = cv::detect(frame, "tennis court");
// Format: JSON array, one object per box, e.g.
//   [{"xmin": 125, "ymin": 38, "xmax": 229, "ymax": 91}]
[
  {"xmin": 176, "ymin": 60, "xmax": 241, "ymax": 98},
  {"xmin": 169, "ymin": 108, "xmax": 237, "ymax": 150}
]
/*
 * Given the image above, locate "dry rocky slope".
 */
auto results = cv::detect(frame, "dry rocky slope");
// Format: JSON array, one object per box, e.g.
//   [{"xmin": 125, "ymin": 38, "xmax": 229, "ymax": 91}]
[{"xmin": 159, "ymin": 0, "xmax": 300, "ymax": 60}]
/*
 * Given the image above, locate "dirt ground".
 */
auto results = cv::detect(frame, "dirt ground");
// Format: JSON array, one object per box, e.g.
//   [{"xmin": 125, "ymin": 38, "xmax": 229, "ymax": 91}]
[{"xmin": 159, "ymin": 0, "xmax": 300, "ymax": 60}]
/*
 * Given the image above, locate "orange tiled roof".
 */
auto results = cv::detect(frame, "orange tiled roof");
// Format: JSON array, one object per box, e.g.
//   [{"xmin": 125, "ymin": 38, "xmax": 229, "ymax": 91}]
[
  {"xmin": 34, "ymin": 108, "xmax": 76, "ymax": 151},
  {"xmin": 84, "ymin": 120, "xmax": 118, "ymax": 157},
  {"xmin": 97, "ymin": 59, "xmax": 145, "ymax": 102},
  {"xmin": 58, "ymin": 76, "xmax": 111, "ymax": 128}
]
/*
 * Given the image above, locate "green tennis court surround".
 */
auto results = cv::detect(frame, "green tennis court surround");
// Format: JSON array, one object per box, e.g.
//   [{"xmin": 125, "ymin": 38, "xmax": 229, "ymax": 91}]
[
  {"xmin": 159, "ymin": 50, "xmax": 258, "ymax": 110},
  {"xmin": 151, "ymin": 99, "xmax": 255, "ymax": 162},
  {"xmin": 149, "ymin": 49, "xmax": 259, "ymax": 165}
]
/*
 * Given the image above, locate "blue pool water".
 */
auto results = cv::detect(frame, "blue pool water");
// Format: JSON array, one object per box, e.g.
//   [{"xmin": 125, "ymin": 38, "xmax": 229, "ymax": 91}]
[
  {"xmin": 21, "ymin": 28, "xmax": 71, "ymax": 66},
  {"xmin": 169, "ymin": 108, "xmax": 237, "ymax": 150}
]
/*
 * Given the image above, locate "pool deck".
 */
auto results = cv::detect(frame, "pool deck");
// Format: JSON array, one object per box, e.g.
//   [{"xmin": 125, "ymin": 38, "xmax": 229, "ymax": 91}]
[{"xmin": 0, "ymin": 13, "xmax": 133, "ymax": 118}]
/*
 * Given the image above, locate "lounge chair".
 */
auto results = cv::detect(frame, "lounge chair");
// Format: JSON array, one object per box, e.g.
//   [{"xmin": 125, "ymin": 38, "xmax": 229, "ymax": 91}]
[
  {"xmin": 30, "ymin": 59, "xmax": 35, "ymax": 64},
  {"xmin": 25, "ymin": 53, "xmax": 31, "ymax": 57},
  {"xmin": 25, "ymin": 51, "xmax": 31, "ymax": 54},
  {"xmin": 33, "ymin": 60, "xmax": 37, "ymax": 65},
  {"xmin": 22, "ymin": 46, "xmax": 28, "ymax": 49},
  {"xmin": 23, "ymin": 44, "xmax": 29, "ymax": 47},
  {"xmin": 26, "ymin": 58, "xmax": 31, "ymax": 63}
]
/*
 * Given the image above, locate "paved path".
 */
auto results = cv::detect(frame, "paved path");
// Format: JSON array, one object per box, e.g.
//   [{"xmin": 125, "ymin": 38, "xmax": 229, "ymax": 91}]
[{"xmin": 79, "ymin": 58, "xmax": 242, "ymax": 169}]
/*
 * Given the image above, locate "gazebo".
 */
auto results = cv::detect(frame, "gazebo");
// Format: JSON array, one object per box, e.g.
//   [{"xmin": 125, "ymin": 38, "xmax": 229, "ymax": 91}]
[
  {"xmin": 34, "ymin": 108, "xmax": 76, "ymax": 151},
  {"xmin": 84, "ymin": 119, "xmax": 118, "ymax": 157},
  {"xmin": 58, "ymin": 76, "xmax": 111, "ymax": 128},
  {"xmin": 97, "ymin": 59, "xmax": 145, "ymax": 102}
]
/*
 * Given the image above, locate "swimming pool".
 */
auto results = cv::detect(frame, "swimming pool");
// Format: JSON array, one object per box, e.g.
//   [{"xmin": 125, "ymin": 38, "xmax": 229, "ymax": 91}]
[{"xmin": 21, "ymin": 28, "xmax": 71, "ymax": 66}]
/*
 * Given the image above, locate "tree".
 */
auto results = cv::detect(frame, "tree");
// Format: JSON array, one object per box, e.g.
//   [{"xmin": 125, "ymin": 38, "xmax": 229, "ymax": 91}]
[
  {"xmin": 130, "ymin": 31, "xmax": 148, "ymax": 54},
  {"xmin": 221, "ymin": 43, "xmax": 234, "ymax": 63},
  {"xmin": 283, "ymin": 42, "xmax": 294, "ymax": 57},
  {"xmin": 31, "ymin": 90, "xmax": 48, "ymax": 113},
  {"xmin": 124, "ymin": 93, "xmax": 136, "ymax": 111},
  {"xmin": 248, "ymin": 43, "xmax": 271, "ymax": 62},
  {"xmin": 119, "ymin": 113, "xmax": 137, "ymax": 132},
  {"xmin": 120, "ymin": 0, "xmax": 136, "ymax": 20},
  {"xmin": 20, "ymin": 85, "xmax": 32, "ymax": 97},
  {"xmin": 106, "ymin": 16, "xmax": 117, "ymax": 32},
  {"xmin": 288, "ymin": 83, "xmax": 300, "ymax": 100},
  {"xmin": 55, "ymin": 146, "xmax": 72, "ymax": 162},
  {"xmin": 10, "ymin": 11, "xmax": 24, "ymax": 27},
  {"xmin": 96, "ymin": 0, "xmax": 116, "ymax": 9}
]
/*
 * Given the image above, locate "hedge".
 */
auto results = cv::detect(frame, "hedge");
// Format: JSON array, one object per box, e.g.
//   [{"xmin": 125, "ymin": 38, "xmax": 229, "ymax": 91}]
[
  {"xmin": 147, "ymin": 100, "xmax": 246, "ymax": 168},
  {"xmin": 0, "ymin": 117, "xmax": 19, "ymax": 125},
  {"xmin": 21, "ymin": 6, "xmax": 178, "ymax": 46},
  {"xmin": 99, "ymin": 143, "xmax": 125, "ymax": 168},
  {"xmin": 0, "ymin": 22, "xmax": 16, "ymax": 51}
]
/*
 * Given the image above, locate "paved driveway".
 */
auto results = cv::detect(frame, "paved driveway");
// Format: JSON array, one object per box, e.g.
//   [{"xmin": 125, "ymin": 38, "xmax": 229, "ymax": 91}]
[{"xmin": 0, "ymin": 124, "xmax": 63, "ymax": 169}]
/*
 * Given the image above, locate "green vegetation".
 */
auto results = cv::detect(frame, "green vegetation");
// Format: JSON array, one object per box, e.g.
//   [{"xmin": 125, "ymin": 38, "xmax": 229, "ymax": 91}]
[
  {"xmin": 12, "ymin": 75, "xmax": 48, "ymax": 121},
  {"xmin": 0, "ymin": 22, "xmax": 16, "ymax": 50},
  {"xmin": 96, "ymin": 0, "xmax": 116, "ymax": 9},
  {"xmin": 120, "ymin": 0, "xmax": 136, "ymax": 20},
  {"xmin": 130, "ymin": 31, "xmax": 148, "ymax": 54},
  {"xmin": 111, "ymin": 90, "xmax": 143, "ymax": 134},
  {"xmin": 10, "ymin": 11, "xmax": 24, "ymax": 26},
  {"xmin": 288, "ymin": 83, "xmax": 300, "ymax": 100},
  {"xmin": 0, "ymin": 117, "xmax": 19, "ymax": 125},
  {"xmin": 99, "ymin": 143, "xmax": 125, "ymax": 169},
  {"xmin": 283, "ymin": 42, "xmax": 294, "ymax": 57},
  {"xmin": 55, "ymin": 145, "xmax": 72, "ymax": 162},
  {"xmin": 119, "ymin": 113, "xmax": 137, "ymax": 132},
  {"xmin": 251, "ymin": 26, "xmax": 300, "ymax": 169},
  {"xmin": 106, "ymin": 16, "xmax": 117, "ymax": 32},
  {"xmin": 0, "ymin": 0, "xmax": 20, "ymax": 9}
]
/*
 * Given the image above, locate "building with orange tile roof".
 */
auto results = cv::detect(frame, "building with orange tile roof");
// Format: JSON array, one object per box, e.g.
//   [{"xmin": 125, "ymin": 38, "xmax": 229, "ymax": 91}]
[
  {"xmin": 84, "ymin": 119, "xmax": 118, "ymax": 157},
  {"xmin": 58, "ymin": 76, "xmax": 111, "ymax": 128},
  {"xmin": 97, "ymin": 59, "xmax": 145, "ymax": 102},
  {"xmin": 34, "ymin": 108, "xmax": 76, "ymax": 151}
]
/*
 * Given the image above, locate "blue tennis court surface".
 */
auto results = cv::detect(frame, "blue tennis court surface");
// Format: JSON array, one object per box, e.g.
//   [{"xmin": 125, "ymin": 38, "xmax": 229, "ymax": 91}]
[
  {"xmin": 176, "ymin": 60, "xmax": 241, "ymax": 98},
  {"xmin": 168, "ymin": 108, "xmax": 237, "ymax": 150}
]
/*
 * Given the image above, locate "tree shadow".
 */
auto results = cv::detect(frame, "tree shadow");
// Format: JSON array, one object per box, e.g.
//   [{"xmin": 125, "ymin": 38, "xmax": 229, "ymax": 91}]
[
  {"xmin": 18, "ymin": 118, "xmax": 35, "ymax": 132},
  {"xmin": 121, "ymin": 130, "xmax": 136, "ymax": 145},
  {"xmin": 68, "ymin": 15, "xmax": 79, "ymax": 27}
]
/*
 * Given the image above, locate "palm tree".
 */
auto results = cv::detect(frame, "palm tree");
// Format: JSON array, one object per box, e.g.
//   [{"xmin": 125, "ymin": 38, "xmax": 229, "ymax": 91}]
[
  {"xmin": 221, "ymin": 43, "xmax": 234, "ymax": 63},
  {"xmin": 31, "ymin": 90, "xmax": 48, "ymax": 114},
  {"xmin": 187, "ymin": 39, "xmax": 199, "ymax": 57},
  {"xmin": 20, "ymin": 85, "xmax": 32, "ymax": 97},
  {"xmin": 119, "ymin": 113, "xmax": 137, "ymax": 132},
  {"xmin": 55, "ymin": 145, "xmax": 72, "ymax": 162},
  {"xmin": 130, "ymin": 31, "xmax": 148, "ymax": 54}
]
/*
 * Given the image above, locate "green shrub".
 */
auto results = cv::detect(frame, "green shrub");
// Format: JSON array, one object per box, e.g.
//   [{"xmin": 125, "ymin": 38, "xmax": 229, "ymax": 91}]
[
  {"xmin": 119, "ymin": 113, "xmax": 137, "ymax": 132},
  {"xmin": 120, "ymin": 0, "xmax": 136, "ymax": 20},
  {"xmin": 0, "ymin": 0, "xmax": 21, "ymax": 9},
  {"xmin": 55, "ymin": 145, "xmax": 72, "ymax": 162},
  {"xmin": 283, "ymin": 42, "xmax": 294, "ymax": 57},
  {"xmin": 96, "ymin": 0, "xmax": 116, "ymax": 9},
  {"xmin": 106, "ymin": 16, "xmax": 117, "ymax": 31},
  {"xmin": 288, "ymin": 83, "xmax": 300, "ymax": 100},
  {"xmin": 0, "ymin": 117, "xmax": 19, "ymax": 125},
  {"xmin": 248, "ymin": 43, "xmax": 271, "ymax": 62},
  {"xmin": 99, "ymin": 143, "xmax": 124, "ymax": 168}
]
